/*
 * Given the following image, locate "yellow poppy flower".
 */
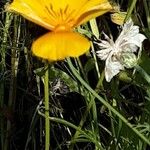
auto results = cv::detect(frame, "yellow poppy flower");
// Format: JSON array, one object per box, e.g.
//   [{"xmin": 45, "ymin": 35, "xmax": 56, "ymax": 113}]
[{"xmin": 6, "ymin": 0, "xmax": 112, "ymax": 61}]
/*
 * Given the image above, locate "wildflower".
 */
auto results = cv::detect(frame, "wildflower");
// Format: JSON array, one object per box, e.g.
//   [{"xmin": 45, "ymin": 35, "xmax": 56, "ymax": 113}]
[
  {"xmin": 6, "ymin": 0, "xmax": 112, "ymax": 61},
  {"xmin": 96, "ymin": 19, "xmax": 146, "ymax": 82}
]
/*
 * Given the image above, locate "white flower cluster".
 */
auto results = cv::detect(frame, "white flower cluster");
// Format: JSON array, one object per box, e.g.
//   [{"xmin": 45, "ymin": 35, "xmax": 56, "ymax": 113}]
[{"xmin": 96, "ymin": 19, "xmax": 146, "ymax": 82}]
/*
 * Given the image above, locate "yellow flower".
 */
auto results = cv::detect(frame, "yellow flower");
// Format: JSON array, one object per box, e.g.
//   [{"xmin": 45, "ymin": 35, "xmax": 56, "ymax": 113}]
[{"xmin": 6, "ymin": 0, "xmax": 112, "ymax": 61}]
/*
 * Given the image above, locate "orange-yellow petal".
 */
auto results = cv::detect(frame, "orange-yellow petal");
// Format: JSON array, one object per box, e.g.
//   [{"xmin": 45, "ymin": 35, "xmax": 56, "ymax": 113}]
[
  {"xmin": 74, "ymin": 0, "xmax": 112, "ymax": 27},
  {"xmin": 6, "ymin": 0, "xmax": 112, "ymax": 30},
  {"xmin": 32, "ymin": 31, "xmax": 90, "ymax": 61},
  {"xmin": 6, "ymin": 0, "xmax": 56, "ymax": 30},
  {"xmin": 45, "ymin": 0, "xmax": 87, "ymax": 12}
]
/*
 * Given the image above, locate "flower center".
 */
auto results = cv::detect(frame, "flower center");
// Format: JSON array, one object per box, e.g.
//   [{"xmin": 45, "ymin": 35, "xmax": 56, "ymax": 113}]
[
  {"xmin": 54, "ymin": 24, "xmax": 72, "ymax": 32},
  {"xmin": 46, "ymin": 4, "xmax": 75, "ymax": 31}
]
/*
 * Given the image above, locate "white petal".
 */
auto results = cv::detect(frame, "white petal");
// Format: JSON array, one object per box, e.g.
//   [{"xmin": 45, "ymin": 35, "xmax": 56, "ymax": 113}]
[
  {"xmin": 121, "ymin": 44, "xmax": 138, "ymax": 53},
  {"xmin": 105, "ymin": 52, "xmax": 124, "ymax": 82},
  {"xmin": 118, "ymin": 19, "xmax": 134, "ymax": 38},
  {"xmin": 97, "ymin": 33, "xmax": 114, "ymax": 49},
  {"xmin": 97, "ymin": 48, "xmax": 112, "ymax": 60},
  {"xmin": 97, "ymin": 40, "xmax": 112, "ymax": 49},
  {"xmin": 131, "ymin": 34, "xmax": 146, "ymax": 46},
  {"xmin": 96, "ymin": 33, "xmax": 115, "ymax": 60},
  {"xmin": 116, "ymin": 19, "xmax": 146, "ymax": 53},
  {"xmin": 120, "ymin": 34, "xmax": 146, "ymax": 52},
  {"xmin": 123, "ymin": 19, "xmax": 133, "ymax": 29}
]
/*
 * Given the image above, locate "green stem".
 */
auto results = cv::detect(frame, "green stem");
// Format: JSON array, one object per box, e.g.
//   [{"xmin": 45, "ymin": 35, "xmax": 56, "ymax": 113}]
[
  {"xmin": 135, "ymin": 65, "xmax": 150, "ymax": 84},
  {"xmin": 44, "ymin": 65, "xmax": 50, "ymax": 150},
  {"xmin": 1, "ymin": 12, "xmax": 13, "ymax": 150},
  {"xmin": 38, "ymin": 108, "xmax": 101, "ymax": 149},
  {"xmin": 124, "ymin": 0, "xmax": 137, "ymax": 22},
  {"xmin": 69, "ymin": 95, "xmax": 102, "ymax": 150},
  {"xmin": 96, "ymin": 71, "xmax": 116, "ymax": 146},
  {"xmin": 67, "ymin": 58, "xmax": 150, "ymax": 146},
  {"xmin": 95, "ymin": 70, "xmax": 105, "ymax": 92},
  {"xmin": 76, "ymin": 57, "xmax": 88, "ymax": 82},
  {"xmin": 89, "ymin": 19, "xmax": 100, "ymax": 78},
  {"xmin": 69, "ymin": 61, "xmax": 104, "ymax": 150},
  {"xmin": 4, "ymin": 15, "xmax": 20, "ymax": 150},
  {"xmin": 143, "ymin": 0, "xmax": 150, "ymax": 31},
  {"xmin": 91, "ymin": 94, "xmax": 100, "ymax": 150}
]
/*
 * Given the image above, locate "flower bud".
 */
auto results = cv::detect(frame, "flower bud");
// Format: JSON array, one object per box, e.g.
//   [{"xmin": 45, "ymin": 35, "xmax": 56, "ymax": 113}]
[{"xmin": 121, "ymin": 52, "xmax": 137, "ymax": 68}]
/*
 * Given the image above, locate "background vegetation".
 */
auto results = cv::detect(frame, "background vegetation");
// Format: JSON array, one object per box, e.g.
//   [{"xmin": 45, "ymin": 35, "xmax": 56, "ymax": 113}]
[{"xmin": 0, "ymin": 0, "xmax": 150, "ymax": 149}]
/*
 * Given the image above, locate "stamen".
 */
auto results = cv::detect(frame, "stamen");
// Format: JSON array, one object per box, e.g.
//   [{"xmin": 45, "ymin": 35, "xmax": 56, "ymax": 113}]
[
  {"xmin": 45, "ymin": 6, "xmax": 57, "ymax": 23},
  {"xmin": 46, "ymin": 4, "xmax": 75, "ymax": 27},
  {"xmin": 64, "ymin": 5, "xmax": 69, "ymax": 14},
  {"xmin": 59, "ymin": 8, "xmax": 63, "ymax": 21},
  {"xmin": 63, "ymin": 5, "xmax": 76, "ymax": 26},
  {"xmin": 46, "ymin": 4, "xmax": 58, "ymax": 19},
  {"xmin": 45, "ymin": 4, "xmax": 60, "ymax": 24}
]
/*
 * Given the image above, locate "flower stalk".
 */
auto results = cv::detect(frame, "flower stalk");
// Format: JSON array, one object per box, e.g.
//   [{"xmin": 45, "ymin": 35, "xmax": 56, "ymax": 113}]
[{"xmin": 44, "ymin": 64, "xmax": 50, "ymax": 150}]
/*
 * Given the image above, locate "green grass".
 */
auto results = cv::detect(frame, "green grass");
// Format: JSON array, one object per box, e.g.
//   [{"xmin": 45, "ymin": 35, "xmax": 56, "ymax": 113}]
[{"xmin": 0, "ymin": 0, "xmax": 150, "ymax": 150}]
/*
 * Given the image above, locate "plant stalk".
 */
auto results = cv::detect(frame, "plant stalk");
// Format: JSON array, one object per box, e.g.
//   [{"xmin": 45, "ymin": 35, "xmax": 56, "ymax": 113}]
[{"xmin": 44, "ymin": 65, "xmax": 50, "ymax": 150}]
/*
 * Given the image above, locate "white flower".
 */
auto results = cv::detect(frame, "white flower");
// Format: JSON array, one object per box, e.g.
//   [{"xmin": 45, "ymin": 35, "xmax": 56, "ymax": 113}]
[{"xmin": 96, "ymin": 19, "xmax": 146, "ymax": 82}]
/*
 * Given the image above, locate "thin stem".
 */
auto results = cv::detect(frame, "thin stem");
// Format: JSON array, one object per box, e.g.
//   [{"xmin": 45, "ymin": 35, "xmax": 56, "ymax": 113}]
[
  {"xmin": 91, "ymin": 93, "xmax": 100, "ymax": 150},
  {"xmin": 96, "ymin": 71, "xmax": 116, "ymax": 146},
  {"xmin": 69, "ymin": 95, "xmax": 103, "ymax": 150},
  {"xmin": 67, "ymin": 58, "xmax": 150, "ymax": 146},
  {"xmin": 143, "ymin": 0, "xmax": 150, "ymax": 31},
  {"xmin": 69, "ymin": 65, "xmax": 105, "ymax": 150},
  {"xmin": 38, "ymin": 108, "xmax": 101, "ymax": 149},
  {"xmin": 89, "ymin": 19, "xmax": 100, "ymax": 78},
  {"xmin": 4, "ymin": 15, "xmax": 21, "ymax": 150},
  {"xmin": 124, "ymin": 0, "xmax": 137, "ymax": 22},
  {"xmin": 76, "ymin": 57, "xmax": 88, "ymax": 82},
  {"xmin": 1, "ymin": 12, "xmax": 13, "ymax": 150},
  {"xmin": 135, "ymin": 65, "xmax": 150, "ymax": 84},
  {"xmin": 44, "ymin": 65, "xmax": 50, "ymax": 150}
]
